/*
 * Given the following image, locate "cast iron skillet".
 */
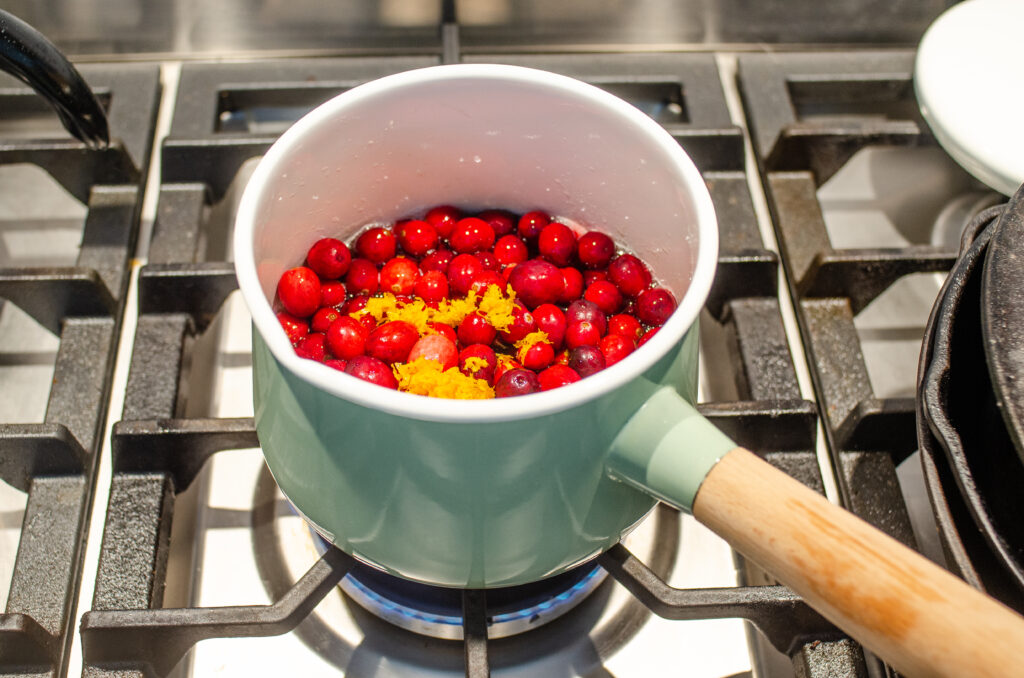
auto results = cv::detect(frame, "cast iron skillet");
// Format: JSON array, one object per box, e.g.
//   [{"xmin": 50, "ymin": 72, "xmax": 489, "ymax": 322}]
[
  {"xmin": 0, "ymin": 9, "xmax": 109, "ymax": 147},
  {"xmin": 918, "ymin": 199, "xmax": 1024, "ymax": 604},
  {"xmin": 983, "ymin": 184, "xmax": 1024, "ymax": 465}
]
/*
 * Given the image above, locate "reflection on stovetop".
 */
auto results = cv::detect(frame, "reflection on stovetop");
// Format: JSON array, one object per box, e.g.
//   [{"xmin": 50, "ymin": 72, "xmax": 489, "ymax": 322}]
[{"xmin": 0, "ymin": 0, "xmax": 952, "ymax": 58}]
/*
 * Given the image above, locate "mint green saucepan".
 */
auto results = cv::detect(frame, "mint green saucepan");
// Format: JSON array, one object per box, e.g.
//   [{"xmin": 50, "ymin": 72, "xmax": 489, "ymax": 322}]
[{"xmin": 235, "ymin": 64, "xmax": 1024, "ymax": 678}]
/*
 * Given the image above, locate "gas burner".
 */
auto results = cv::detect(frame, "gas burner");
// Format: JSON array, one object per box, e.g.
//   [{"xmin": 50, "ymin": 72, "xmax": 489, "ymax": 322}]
[
  {"xmin": 244, "ymin": 460, "xmax": 683, "ymax": 675},
  {"xmin": 310, "ymin": 535, "xmax": 608, "ymax": 640}
]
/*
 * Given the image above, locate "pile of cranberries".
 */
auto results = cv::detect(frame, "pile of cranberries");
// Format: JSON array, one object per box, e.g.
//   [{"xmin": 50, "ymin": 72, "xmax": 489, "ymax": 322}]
[{"xmin": 273, "ymin": 205, "xmax": 676, "ymax": 398}]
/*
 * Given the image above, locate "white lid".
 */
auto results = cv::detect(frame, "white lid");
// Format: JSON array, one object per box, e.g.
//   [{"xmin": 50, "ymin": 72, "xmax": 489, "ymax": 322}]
[{"xmin": 916, "ymin": 0, "xmax": 1024, "ymax": 196}]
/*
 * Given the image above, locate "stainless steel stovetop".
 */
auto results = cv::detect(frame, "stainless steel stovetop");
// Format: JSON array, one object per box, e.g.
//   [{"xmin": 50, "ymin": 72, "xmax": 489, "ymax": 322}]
[{"xmin": 2, "ymin": 5, "xmax": 1002, "ymax": 677}]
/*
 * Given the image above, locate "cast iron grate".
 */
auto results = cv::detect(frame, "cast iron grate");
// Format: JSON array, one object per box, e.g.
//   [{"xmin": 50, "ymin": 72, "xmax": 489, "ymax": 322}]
[
  {"xmin": 78, "ymin": 53, "xmax": 855, "ymax": 678},
  {"xmin": 738, "ymin": 51, "xmax": 953, "ymax": 545},
  {"xmin": 737, "ymin": 51, "xmax": 980, "ymax": 666},
  {"xmin": 0, "ymin": 65, "xmax": 160, "ymax": 677}
]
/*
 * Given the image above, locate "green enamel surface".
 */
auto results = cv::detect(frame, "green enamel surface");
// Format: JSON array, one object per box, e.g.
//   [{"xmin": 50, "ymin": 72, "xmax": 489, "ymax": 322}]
[
  {"xmin": 251, "ymin": 324, "xmax": 699, "ymax": 588},
  {"xmin": 607, "ymin": 388, "xmax": 735, "ymax": 512}
]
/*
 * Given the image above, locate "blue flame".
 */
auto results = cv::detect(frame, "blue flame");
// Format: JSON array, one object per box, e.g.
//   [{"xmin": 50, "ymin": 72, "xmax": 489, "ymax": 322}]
[{"xmin": 344, "ymin": 566, "xmax": 603, "ymax": 627}]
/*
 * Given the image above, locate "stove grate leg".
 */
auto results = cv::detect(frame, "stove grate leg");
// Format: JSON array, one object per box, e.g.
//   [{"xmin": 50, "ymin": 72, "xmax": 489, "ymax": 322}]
[{"xmin": 461, "ymin": 589, "xmax": 490, "ymax": 678}]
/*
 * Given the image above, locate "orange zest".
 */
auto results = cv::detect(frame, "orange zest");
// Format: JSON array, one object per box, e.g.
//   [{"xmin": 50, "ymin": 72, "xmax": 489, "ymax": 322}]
[{"xmin": 393, "ymin": 357, "xmax": 495, "ymax": 399}]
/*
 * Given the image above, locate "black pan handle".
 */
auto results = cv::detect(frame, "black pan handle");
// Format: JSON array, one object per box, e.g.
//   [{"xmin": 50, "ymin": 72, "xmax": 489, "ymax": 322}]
[{"xmin": 0, "ymin": 9, "xmax": 108, "ymax": 148}]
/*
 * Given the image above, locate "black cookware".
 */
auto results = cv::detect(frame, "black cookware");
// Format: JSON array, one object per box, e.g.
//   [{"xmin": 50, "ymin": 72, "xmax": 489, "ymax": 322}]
[
  {"xmin": 982, "ymin": 186, "xmax": 1024, "ymax": 465},
  {"xmin": 918, "ymin": 192, "xmax": 1024, "ymax": 610},
  {"xmin": 0, "ymin": 9, "xmax": 108, "ymax": 147}
]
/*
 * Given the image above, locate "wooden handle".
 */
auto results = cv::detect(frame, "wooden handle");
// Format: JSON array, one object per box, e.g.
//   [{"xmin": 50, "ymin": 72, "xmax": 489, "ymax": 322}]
[{"xmin": 692, "ymin": 447, "xmax": 1024, "ymax": 678}]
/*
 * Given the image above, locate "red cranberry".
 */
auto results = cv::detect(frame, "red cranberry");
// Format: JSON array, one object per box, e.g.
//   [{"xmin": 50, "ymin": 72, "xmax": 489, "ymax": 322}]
[
  {"xmin": 408, "ymin": 333, "xmax": 458, "ymax": 370},
  {"xmin": 501, "ymin": 263, "xmax": 517, "ymax": 283},
  {"xmin": 583, "ymin": 269, "xmax": 608, "ymax": 286},
  {"xmin": 565, "ymin": 321, "xmax": 602, "ymax": 349},
  {"xmin": 495, "ymin": 368, "xmax": 540, "ymax": 397},
  {"xmin": 354, "ymin": 312, "xmax": 377, "ymax": 334},
  {"xmin": 508, "ymin": 259, "xmax": 564, "ymax": 309},
  {"xmin": 420, "ymin": 248, "xmax": 454, "ymax": 273},
  {"xmin": 537, "ymin": 222, "xmax": 576, "ymax": 266},
  {"xmin": 449, "ymin": 217, "xmax": 495, "ymax": 254},
  {"xmin": 365, "ymin": 320, "xmax": 419, "ymax": 364},
  {"xmin": 345, "ymin": 355, "xmax": 398, "ymax": 389},
  {"xmin": 345, "ymin": 259, "xmax": 379, "ymax": 296},
  {"xmin": 584, "ymin": 280, "xmax": 623, "ymax": 315},
  {"xmin": 295, "ymin": 332, "xmax": 327, "ymax": 361},
  {"xmin": 457, "ymin": 312, "xmax": 497, "ymax": 346},
  {"xmin": 477, "ymin": 251, "xmax": 500, "ymax": 271},
  {"xmin": 395, "ymin": 219, "xmax": 439, "ymax": 257},
  {"xmin": 600, "ymin": 334, "xmax": 634, "ymax": 366},
  {"xmin": 498, "ymin": 302, "xmax": 536, "ymax": 343},
  {"xmin": 355, "ymin": 227, "xmax": 396, "ymax": 264},
  {"xmin": 477, "ymin": 209, "xmax": 515, "ymax": 236},
  {"xmin": 576, "ymin": 231, "xmax": 615, "ymax": 269},
  {"xmin": 429, "ymin": 322, "xmax": 457, "ymax": 344},
  {"xmin": 493, "ymin": 357, "xmax": 520, "ymax": 383},
  {"xmin": 459, "ymin": 344, "xmax": 497, "ymax": 383},
  {"xmin": 518, "ymin": 339, "xmax": 554, "ymax": 371},
  {"xmin": 517, "ymin": 210, "xmax": 549, "ymax": 242},
  {"xmin": 608, "ymin": 313, "xmax": 643, "ymax": 342},
  {"xmin": 414, "ymin": 270, "xmax": 449, "ymax": 304},
  {"xmin": 608, "ymin": 254, "xmax": 652, "ymax": 297},
  {"xmin": 638, "ymin": 327, "xmax": 658, "ymax": 347},
  {"xmin": 554, "ymin": 348, "xmax": 570, "ymax": 366},
  {"xmin": 341, "ymin": 294, "xmax": 369, "ymax": 315},
  {"xmin": 306, "ymin": 238, "xmax": 351, "ymax": 279},
  {"xmin": 566, "ymin": 299, "xmax": 607, "ymax": 335},
  {"xmin": 468, "ymin": 271, "xmax": 504, "ymax": 296},
  {"xmin": 277, "ymin": 266, "xmax": 321, "ymax": 317},
  {"xmin": 557, "ymin": 266, "xmax": 584, "ymax": 304},
  {"xmin": 324, "ymin": 358, "xmax": 348, "ymax": 371},
  {"xmin": 379, "ymin": 257, "xmax": 420, "ymax": 295},
  {"xmin": 493, "ymin": 235, "xmax": 529, "ymax": 267},
  {"xmin": 277, "ymin": 311, "xmax": 309, "ymax": 344},
  {"xmin": 532, "ymin": 303, "xmax": 567, "ymax": 350},
  {"xmin": 326, "ymin": 316, "xmax": 368, "ymax": 360},
  {"xmin": 447, "ymin": 253, "xmax": 483, "ymax": 297},
  {"xmin": 636, "ymin": 288, "xmax": 677, "ymax": 326},
  {"xmin": 568, "ymin": 345, "xmax": 606, "ymax": 377},
  {"xmin": 320, "ymin": 281, "xmax": 346, "ymax": 308},
  {"xmin": 311, "ymin": 307, "xmax": 341, "ymax": 333},
  {"xmin": 537, "ymin": 364, "xmax": 581, "ymax": 391},
  {"xmin": 425, "ymin": 205, "xmax": 461, "ymax": 239}
]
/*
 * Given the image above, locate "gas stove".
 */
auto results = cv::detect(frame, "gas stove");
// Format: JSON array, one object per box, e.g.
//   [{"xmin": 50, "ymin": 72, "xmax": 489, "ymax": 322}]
[{"xmin": 0, "ymin": 10, "xmax": 1007, "ymax": 678}]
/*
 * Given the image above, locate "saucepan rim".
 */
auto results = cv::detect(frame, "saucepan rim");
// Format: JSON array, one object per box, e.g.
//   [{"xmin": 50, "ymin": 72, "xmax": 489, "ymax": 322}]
[{"xmin": 234, "ymin": 63, "xmax": 718, "ymax": 423}]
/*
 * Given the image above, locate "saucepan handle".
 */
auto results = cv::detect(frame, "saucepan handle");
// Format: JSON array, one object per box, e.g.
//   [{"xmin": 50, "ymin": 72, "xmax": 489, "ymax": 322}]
[
  {"xmin": 607, "ymin": 387, "xmax": 1024, "ymax": 678},
  {"xmin": 0, "ymin": 9, "xmax": 109, "ymax": 148}
]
